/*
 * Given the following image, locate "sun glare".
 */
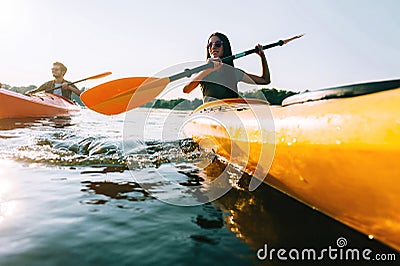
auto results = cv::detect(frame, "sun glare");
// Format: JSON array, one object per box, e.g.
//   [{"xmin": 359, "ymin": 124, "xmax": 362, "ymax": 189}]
[
  {"xmin": 0, "ymin": 160, "xmax": 17, "ymax": 223},
  {"xmin": 0, "ymin": 179, "xmax": 15, "ymax": 224}
]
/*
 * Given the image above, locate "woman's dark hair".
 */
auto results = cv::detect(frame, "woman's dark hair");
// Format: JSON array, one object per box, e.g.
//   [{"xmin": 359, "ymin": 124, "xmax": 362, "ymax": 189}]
[{"xmin": 206, "ymin": 32, "xmax": 234, "ymax": 66}]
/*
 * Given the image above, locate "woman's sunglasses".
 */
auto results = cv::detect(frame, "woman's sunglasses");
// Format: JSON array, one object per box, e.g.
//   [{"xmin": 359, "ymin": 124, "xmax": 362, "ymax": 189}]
[{"xmin": 207, "ymin": 40, "xmax": 223, "ymax": 49}]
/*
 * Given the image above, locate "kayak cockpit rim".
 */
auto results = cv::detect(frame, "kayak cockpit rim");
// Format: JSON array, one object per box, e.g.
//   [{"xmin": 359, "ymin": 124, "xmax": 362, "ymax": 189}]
[
  {"xmin": 282, "ymin": 78, "xmax": 400, "ymax": 106},
  {"xmin": 193, "ymin": 98, "xmax": 269, "ymax": 113}
]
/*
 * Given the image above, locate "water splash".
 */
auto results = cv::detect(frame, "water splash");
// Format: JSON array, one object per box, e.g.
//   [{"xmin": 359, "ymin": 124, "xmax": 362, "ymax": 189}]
[{"xmin": 9, "ymin": 128, "xmax": 210, "ymax": 171}]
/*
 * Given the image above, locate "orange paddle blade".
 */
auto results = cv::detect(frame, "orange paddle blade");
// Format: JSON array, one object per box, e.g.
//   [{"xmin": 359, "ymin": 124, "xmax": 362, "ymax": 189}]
[
  {"xmin": 80, "ymin": 77, "xmax": 170, "ymax": 115},
  {"xmin": 85, "ymin": 71, "xmax": 112, "ymax": 80}
]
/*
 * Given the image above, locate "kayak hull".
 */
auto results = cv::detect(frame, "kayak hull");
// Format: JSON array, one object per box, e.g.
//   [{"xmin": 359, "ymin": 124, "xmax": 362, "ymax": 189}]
[
  {"xmin": 0, "ymin": 89, "xmax": 80, "ymax": 119},
  {"xmin": 182, "ymin": 88, "xmax": 400, "ymax": 251}
]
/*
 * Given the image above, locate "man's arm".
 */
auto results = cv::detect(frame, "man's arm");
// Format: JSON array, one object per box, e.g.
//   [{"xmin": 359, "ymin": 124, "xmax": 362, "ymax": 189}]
[
  {"xmin": 26, "ymin": 81, "xmax": 53, "ymax": 95},
  {"xmin": 62, "ymin": 83, "xmax": 81, "ymax": 96}
]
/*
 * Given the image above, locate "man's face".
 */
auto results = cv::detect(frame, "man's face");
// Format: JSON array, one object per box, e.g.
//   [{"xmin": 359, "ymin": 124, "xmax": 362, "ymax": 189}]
[{"xmin": 51, "ymin": 65, "xmax": 64, "ymax": 78}]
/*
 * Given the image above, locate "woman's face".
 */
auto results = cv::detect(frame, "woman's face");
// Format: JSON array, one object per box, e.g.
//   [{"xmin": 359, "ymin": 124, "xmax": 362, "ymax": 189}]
[{"xmin": 207, "ymin": 36, "xmax": 224, "ymax": 58}]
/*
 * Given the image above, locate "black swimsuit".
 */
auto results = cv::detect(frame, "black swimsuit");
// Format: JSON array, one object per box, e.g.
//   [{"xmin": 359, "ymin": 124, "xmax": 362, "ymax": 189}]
[{"xmin": 200, "ymin": 65, "xmax": 244, "ymax": 102}]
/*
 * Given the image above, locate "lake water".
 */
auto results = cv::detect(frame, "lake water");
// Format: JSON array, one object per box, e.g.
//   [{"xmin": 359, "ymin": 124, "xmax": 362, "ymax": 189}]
[{"xmin": 0, "ymin": 108, "xmax": 397, "ymax": 265}]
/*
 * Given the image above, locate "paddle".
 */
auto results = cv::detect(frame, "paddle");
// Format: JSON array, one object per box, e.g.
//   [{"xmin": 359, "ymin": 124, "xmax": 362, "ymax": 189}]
[
  {"xmin": 26, "ymin": 72, "xmax": 112, "ymax": 95},
  {"xmin": 44, "ymin": 71, "xmax": 112, "ymax": 92},
  {"xmin": 81, "ymin": 35, "xmax": 303, "ymax": 115}
]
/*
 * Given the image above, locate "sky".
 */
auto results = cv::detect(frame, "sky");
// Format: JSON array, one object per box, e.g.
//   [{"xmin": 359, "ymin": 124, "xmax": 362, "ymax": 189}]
[{"xmin": 0, "ymin": 0, "xmax": 399, "ymax": 100}]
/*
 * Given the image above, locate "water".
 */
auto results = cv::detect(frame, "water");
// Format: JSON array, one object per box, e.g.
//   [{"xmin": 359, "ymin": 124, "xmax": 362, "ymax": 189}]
[{"xmin": 0, "ymin": 108, "xmax": 397, "ymax": 266}]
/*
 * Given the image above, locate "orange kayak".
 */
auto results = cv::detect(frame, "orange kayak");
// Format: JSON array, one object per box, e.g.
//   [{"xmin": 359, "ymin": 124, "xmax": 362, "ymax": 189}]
[
  {"xmin": 0, "ymin": 89, "xmax": 80, "ymax": 119},
  {"xmin": 182, "ymin": 79, "xmax": 400, "ymax": 251}
]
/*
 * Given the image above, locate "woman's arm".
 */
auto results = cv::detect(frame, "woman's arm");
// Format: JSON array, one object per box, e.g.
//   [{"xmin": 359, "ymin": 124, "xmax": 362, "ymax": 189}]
[
  {"xmin": 241, "ymin": 44, "xmax": 271, "ymax": 85},
  {"xmin": 183, "ymin": 59, "xmax": 223, "ymax": 94},
  {"xmin": 183, "ymin": 69, "xmax": 212, "ymax": 94}
]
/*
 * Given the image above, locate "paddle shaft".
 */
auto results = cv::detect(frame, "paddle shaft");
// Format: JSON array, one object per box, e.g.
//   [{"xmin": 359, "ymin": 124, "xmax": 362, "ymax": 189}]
[
  {"xmin": 80, "ymin": 35, "xmax": 302, "ymax": 115},
  {"xmin": 44, "ymin": 72, "xmax": 112, "ymax": 92},
  {"xmin": 49, "ymin": 79, "xmax": 84, "ymax": 92},
  {"xmin": 169, "ymin": 39, "xmax": 285, "ymax": 82},
  {"xmin": 91, "ymin": 36, "xmax": 300, "ymax": 106}
]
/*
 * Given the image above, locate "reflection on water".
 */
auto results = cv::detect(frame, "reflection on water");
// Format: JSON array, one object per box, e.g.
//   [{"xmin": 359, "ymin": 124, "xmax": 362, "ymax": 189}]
[
  {"xmin": 190, "ymin": 203, "xmax": 225, "ymax": 245},
  {"xmin": 0, "ymin": 117, "xmax": 46, "ymax": 131},
  {"xmin": 0, "ymin": 116, "xmax": 75, "ymax": 131},
  {"xmin": 81, "ymin": 180, "xmax": 155, "ymax": 205},
  {"xmin": 0, "ymin": 160, "xmax": 18, "ymax": 224},
  {"xmin": 81, "ymin": 166, "xmax": 127, "ymax": 174},
  {"xmin": 202, "ymin": 160, "xmax": 399, "ymax": 261},
  {"xmin": 78, "ymin": 153, "xmax": 398, "ymax": 260},
  {"xmin": 0, "ymin": 188, "xmax": 17, "ymax": 224}
]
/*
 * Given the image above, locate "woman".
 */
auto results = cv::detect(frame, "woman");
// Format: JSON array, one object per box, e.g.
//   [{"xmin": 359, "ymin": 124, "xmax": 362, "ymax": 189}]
[{"xmin": 183, "ymin": 32, "xmax": 271, "ymax": 102}]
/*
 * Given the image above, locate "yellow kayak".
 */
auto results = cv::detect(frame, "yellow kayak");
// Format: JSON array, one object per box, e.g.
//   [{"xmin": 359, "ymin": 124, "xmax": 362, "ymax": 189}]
[{"xmin": 182, "ymin": 79, "xmax": 400, "ymax": 251}]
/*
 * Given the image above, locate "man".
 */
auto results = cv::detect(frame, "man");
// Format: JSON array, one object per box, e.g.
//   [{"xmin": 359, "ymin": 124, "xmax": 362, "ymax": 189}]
[{"xmin": 27, "ymin": 62, "xmax": 81, "ymax": 99}]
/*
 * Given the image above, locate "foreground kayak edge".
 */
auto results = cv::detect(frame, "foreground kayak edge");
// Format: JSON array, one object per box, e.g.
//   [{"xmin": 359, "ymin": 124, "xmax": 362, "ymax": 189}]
[{"xmin": 182, "ymin": 79, "xmax": 400, "ymax": 251}]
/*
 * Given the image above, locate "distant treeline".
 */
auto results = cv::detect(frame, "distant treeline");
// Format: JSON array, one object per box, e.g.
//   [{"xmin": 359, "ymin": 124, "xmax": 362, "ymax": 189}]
[
  {"xmin": 142, "ymin": 88, "xmax": 299, "ymax": 110},
  {"xmin": 241, "ymin": 88, "xmax": 298, "ymax": 105},
  {"xmin": 2, "ymin": 84, "xmax": 298, "ymax": 110},
  {"xmin": 141, "ymin": 98, "xmax": 203, "ymax": 110}
]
